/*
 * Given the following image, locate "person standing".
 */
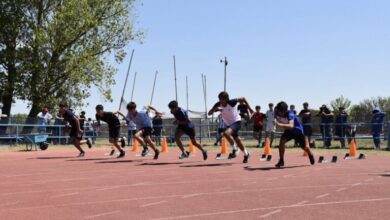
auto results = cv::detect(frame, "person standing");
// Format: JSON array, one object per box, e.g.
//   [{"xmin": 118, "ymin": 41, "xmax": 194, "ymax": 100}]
[
  {"xmin": 37, "ymin": 107, "xmax": 53, "ymax": 133},
  {"xmin": 214, "ymin": 113, "xmax": 226, "ymax": 146},
  {"xmin": 335, "ymin": 107, "xmax": 348, "ymax": 148},
  {"xmin": 152, "ymin": 113, "xmax": 163, "ymax": 146},
  {"xmin": 252, "ymin": 106, "xmax": 266, "ymax": 148},
  {"xmin": 127, "ymin": 120, "xmax": 137, "ymax": 146},
  {"xmin": 265, "ymin": 103, "xmax": 276, "ymax": 147},
  {"xmin": 371, "ymin": 107, "xmax": 386, "ymax": 149},
  {"xmin": 299, "ymin": 102, "xmax": 313, "ymax": 146},
  {"xmin": 317, "ymin": 105, "xmax": 334, "ymax": 149}
]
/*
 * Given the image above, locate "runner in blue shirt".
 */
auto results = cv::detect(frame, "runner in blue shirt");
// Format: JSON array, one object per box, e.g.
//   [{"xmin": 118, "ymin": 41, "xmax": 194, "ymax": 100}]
[
  {"xmin": 116, "ymin": 102, "xmax": 162, "ymax": 160},
  {"xmin": 274, "ymin": 101, "xmax": 315, "ymax": 168}
]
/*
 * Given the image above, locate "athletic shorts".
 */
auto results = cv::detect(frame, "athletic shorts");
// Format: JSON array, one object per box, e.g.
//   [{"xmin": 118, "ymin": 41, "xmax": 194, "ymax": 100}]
[
  {"xmin": 109, "ymin": 126, "xmax": 120, "ymax": 139},
  {"xmin": 281, "ymin": 129, "xmax": 306, "ymax": 149},
  {"xmin": 226, "ymin": 121, "xmax": 241, "ymax": 138},
  {"xmin": 253, "ymin": 125, "xmax": 263, "ymax": 132},
  {"xmin": 139, "ymin": 127, "xmax": 153, "ymax": 138},
  {"xmin": 69, "ymin": 127, "xmax": 83, "ymax": 140},
  {"xmin": 177, "ymin": 125, "xmax": 196, "ymax": 139}
]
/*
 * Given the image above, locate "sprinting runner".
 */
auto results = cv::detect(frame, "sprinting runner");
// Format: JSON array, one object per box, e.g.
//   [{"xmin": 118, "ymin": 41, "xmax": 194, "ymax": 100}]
[
  {"xmin": 208, "ymin": 92, "xmax": 254, "ymax": 163},
  {"xmin": 94, "ymin": 105, "xmax": 126, "ymax": 158},
  {"xmin": 116, "ymin": 102, "xmax": 161, "ymax": 160},
  {"xmin": 274, "ymin": 101, "xmax": 315, "ymax": 168},
  {"xmin": 168, "ymin": 100, "xmax": 208, "ymax": 160},
  {"xmin": 59, "ymin": 104, "xmax": 92, "ymax": 157},
  {"xmin": 265, "ymin": 103, "xmax": 276, "ymax": 147},
  {"xmin": 252, "ymin": 105, "xmax": 266, "ymax": 148}
]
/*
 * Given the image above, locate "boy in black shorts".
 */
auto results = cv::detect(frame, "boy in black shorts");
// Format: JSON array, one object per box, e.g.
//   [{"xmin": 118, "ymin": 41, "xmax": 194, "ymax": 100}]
[
  {"xmin": 168, "ymin": 101, "xmax": 208, "ymax": 160},
  {"xmin": 274, "ymin": 101, "xmax": 315, "ymax": 168},
  {"xmin": 94, "ymin": 105, "xmax": 126, "ymax": 158},
  {"xmin": 59, "ymin": 104, "xmax": 92, "ymax": 157},
  {"xmin": 208, "ymin": 92, "xmax": 254, "ymax": 163}
]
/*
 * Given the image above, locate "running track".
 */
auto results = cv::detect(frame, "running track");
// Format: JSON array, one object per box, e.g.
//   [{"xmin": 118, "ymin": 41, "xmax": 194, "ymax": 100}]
[{"xmin": 0, "ymin": 148, "xmax": 389, "ymax": 220}]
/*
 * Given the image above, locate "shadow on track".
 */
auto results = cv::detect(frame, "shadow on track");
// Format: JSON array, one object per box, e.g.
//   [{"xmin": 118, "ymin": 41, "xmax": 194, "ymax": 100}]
[
  {"xmin": 31, "ymin": 156, "xmax": 76, "ymax": 160},
  {"xmin": 66, "ymin": 158, "xmax": 112, "ymax": 162},
  {"xmin": 96, "ymin": 160, "xmax": 141, "ymax": 164},
  {"xmin": 180, "ymin": 163, "xmax": 234, "ymax": 168},
  {"xmin": 244, "ymin": 165, "xmax": 309, "ymax": 171}
]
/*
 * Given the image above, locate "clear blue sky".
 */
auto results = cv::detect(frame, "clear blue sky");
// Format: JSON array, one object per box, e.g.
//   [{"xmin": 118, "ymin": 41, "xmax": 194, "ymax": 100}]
[{"xmin": 13, "ymin": 0, "xmax": 390, "ymax": 117}]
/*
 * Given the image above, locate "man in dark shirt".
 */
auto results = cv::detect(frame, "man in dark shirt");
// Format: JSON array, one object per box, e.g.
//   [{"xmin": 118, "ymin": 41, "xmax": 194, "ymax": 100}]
[
  {"xmin": 152, "ymin": 113, "xmax": 163, "ymax": 146},
  {"xmin": 335, "ymin": 107, "xmax": 348, "ymax": 148},
  {"xmin": 59, "ymin": 104, "xmax": 92, "ymax": 157},
  {"xmin": 168, "ymin": 100, "xmax": 208, "ymax": 160},
  {"xmin": 94, "ymin": 105, "xmax": 126, "ymax": 158},
  {"xmin": 237, "ymin": 103, "xmax": 250, "ymax": 126},
  {"xmin": 317, "ymin": 105, "xmax": 334, "ymax": 148},
  {"xmin": 298, "ymin": 102, "xmax": 313, "ymax": 144}
]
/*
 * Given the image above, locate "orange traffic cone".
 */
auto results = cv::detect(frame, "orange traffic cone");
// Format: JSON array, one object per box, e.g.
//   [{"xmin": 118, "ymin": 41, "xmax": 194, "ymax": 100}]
[
  {"xmin": 189, "ymin": 141, "xmax": 196, "ymax": 153},
  {"xmin": 261, "ymin": 137, "xmax": 272, "ymax": 161},
  {"xmin": 220, "ymin": 137, "xmax": 228, "ymax": 154},
  {"xmin": 131, "ymin": 138, "xmax": 139, "ymax": 152},
  {"xmin": 161, "ymin": 137, "xmax": 168, "ymax": 153},
  {"xmin": 349, "ymin": 139, "xmax": 357, "ymax": 157}
]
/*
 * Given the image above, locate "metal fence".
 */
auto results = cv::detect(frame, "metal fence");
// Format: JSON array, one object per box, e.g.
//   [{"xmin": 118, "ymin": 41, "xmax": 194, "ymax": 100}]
[{"xmin": 0, "ymin": 117, "xmax": 389, "ymax": 150}]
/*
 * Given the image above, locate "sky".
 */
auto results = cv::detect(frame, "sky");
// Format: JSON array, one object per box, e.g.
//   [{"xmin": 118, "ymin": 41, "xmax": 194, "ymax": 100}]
[{"xmin": 12, "ymin": 0, "xmax": 390, "ymax": 117}]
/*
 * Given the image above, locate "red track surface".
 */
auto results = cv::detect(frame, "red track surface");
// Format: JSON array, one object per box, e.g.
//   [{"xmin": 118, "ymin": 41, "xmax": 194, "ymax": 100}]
[{"xmin": 0, "ymin": 147, "xmax": 390, "ymax": 220}]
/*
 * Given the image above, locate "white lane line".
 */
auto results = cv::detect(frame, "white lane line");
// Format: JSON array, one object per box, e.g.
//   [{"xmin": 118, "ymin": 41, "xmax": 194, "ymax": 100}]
[
  {"xmin": 84, "ymin": 210, "xmax": 120, "ymax": 219},
  {"xmin": 258, "ymin": 209, "xmax": 282, "ymax": 218},
  {"xmin": 51, "ymin": 192, "xmax": 79, "ymax": 198},
  {"xmin": 364, "ymin": 178, "xmax": 374, "ymax": 182},
  {"xmin": 336, "ymin": 187, "xmax": 347, "ymax": 192},
  {"xmin": 352, "ymin": 182, "xmax": 362, "ymax": 187},
  {"xmin": 150, "ymin": 197, "xmax": 390, "ymax": 220},
  {"xmin": 292, "ymin": 200, "xmax": 308, "ymax": 206},
  {"xmin": 182, "ymin": 193, "xmax": 205, "ymax": 199},
  {"xmin": 316, "ymin": 193, "xmax": 329, "ymax": 199},
  {"xmin": 140, "ymin": 200, "xmax": 167, "ymax": 208}
]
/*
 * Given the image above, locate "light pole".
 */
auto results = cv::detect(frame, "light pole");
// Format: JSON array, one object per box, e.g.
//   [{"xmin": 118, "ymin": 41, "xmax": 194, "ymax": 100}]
[{"xmin": 220, "ymin": 57, "xmax": 228, "ymax": 91}]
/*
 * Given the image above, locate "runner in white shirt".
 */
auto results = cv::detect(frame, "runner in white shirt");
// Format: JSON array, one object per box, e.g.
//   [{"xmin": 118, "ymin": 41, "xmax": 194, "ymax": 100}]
[
  {"xmin": 265, "ymin": 103, "xmax": 275, "ymax": 147},
  {"xmin": 208, "ymin": 91, "xmax": 254, "ymax": 163}
]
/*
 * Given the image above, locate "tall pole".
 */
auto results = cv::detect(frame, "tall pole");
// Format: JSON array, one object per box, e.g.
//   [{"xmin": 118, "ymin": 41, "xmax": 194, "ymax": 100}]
[
  {"xmin": 173, "ymin": 56, "xmax": 178, "ymax": 102},
  {"xmin": 150, "ymin": 71, "xmax": 158, "ymax": 105},
  {"xmin": 119, "ymin": 49, "xmax": 135, "ymax": 109},
  {"xmin": 186, "ymin": 76, "xmax": 189, "ymax": 110},
  {"xmin": 130, "ymin": 72, "xmax": 137, "ymax": 102},
  {"xmin": 220, "ymin": 57, "xmax": 228, "ymax": 92}
]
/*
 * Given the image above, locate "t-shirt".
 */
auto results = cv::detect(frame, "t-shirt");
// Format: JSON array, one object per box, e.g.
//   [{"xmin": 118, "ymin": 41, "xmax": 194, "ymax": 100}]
[
  {"xmin": 95, "ymin": 112, "xmax": 120, "ymax": 128},
  {"xmin": 372, "ymin": 112, "xmax": 386, "ymax": 133},
  {"xmin": 212, "ymin": 99, "xmax": 241, "ymax": 126},
  {"xmin": 237, "ymin": 104, "xmax": 248, "ymax": 114},
  {"xmin": 266, "ymin": 110, "xmax": 275, "ymax": 124},
  {"xmin": 298, "ymin": 109, "xmax": 312, "ymax": 125},
  {"xmin": 252, "ymin": 112, "xmax": 266, "ymax": 127},
  {"xmin": 125, "ymin": 109, "xmax": 152, "ymax": 129},
  {"xmin": 63, "ymin": 110, "xmax": 78, "ymax": 128},
  {"xmin": 172, "ymin": 107, "xmax": 193, "ymax": 128},
  {"xmin": 276, "ymin": 110, "xmax": 304, "ymax": 134},
  {"xmin": 152, "ymin": 116, "xmax": 163, "ymax": 128},
  {"xmin": 128, "ymin": 120, "xmax": 136, "ymax": 131},
  {"xmin": 37, "ymin": 112, "xmax": 53, "ymax": 125}
]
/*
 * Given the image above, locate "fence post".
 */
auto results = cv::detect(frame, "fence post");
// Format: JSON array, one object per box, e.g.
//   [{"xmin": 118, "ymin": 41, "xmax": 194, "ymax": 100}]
[
  {"xmin": 387, "ymin": 122, "xmax": 390, "ymax": 151},
  {"xmin": 16, "ymin": 124, "xmax": 19, "ymax": 144}
]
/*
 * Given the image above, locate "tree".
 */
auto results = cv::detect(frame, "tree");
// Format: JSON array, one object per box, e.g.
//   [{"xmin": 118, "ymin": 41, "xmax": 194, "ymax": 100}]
[
  {"xmin": 0, "ymin": 0, "xmax": 142, "ymax": 121},
  {"xmin": 349, "ymin": 97, "xmax": 390, "ymax": 122},
  {"xmin": 330, "ymin": 95, "xmax": 352, "ymax": 114}
]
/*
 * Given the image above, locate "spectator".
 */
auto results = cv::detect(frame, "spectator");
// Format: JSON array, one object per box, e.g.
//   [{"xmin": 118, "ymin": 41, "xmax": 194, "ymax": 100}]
[
  {"xmin": 335, "ymin": 106, "xmax": 348, "ymax": 149},
  {"xmin": 252, "ymin": 105, "xmax": 266, "ymax": 148},
  {"xmin": 152, "ymin": 113, "xmax": 163, "ymax": 146},
  {"xmin": 290, "ymin": 104, "xmax": 298, "ymax": 147},
  {"xmin": 37, "ymin": 107, "xmax": 53, "ymax": 133},
  {"xmin": 79, "ymin": 111, "xmax": 86, "ymax": 131},
  {"xmin": 53, "ymin": 113, "xmax": 64, "ymax": 144},
  {"xmin": 214, "ymin": 113, "xmax": 226, "ymax": 146},
  {"xmin": 371, "ymin": 107, "xmax": 386, "ymax": 150},
  {"xmin": 299, "ymin": 102, "xmax": 313, "ymax": 145},
  {"xmin": 265, "ymin": 103, "xmax": 275, "ymax": 147},
  {"xmin": 237, "ymin": 102, "xmax": 250, "ymax": 127},
  {"xmin": 317, "ymin": 105, "xmax": 333, "ymax": 148},
  {"xmin": 84, "ymin": 118, "xmax": 95, "ymax": 144}
]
